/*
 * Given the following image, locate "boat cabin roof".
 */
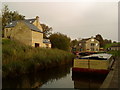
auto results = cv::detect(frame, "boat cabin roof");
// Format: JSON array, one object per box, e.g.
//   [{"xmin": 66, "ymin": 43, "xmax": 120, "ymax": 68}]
[{"xmin": 80, "ymin": 53, "xmax": 112, "ymax": 60}]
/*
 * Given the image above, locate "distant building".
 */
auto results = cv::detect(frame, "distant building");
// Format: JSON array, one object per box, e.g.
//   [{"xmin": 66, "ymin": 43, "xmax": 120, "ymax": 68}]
[
  {"xmin": 108, "ymin": 44, "xmax": 120, "ymax": 51},
  {"xmin": 4, "ymin": 16, "xmax": 51, "ymax": 48},
  {"xmin": 79, "ymin": 37, "xmax": 100, "ymax": 52}
]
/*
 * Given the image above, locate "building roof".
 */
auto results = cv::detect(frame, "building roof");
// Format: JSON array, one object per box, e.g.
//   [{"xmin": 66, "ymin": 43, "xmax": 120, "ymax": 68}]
[
  {"xmin": 25, "ymin": 19, "xmax": 36, "ymax": 24},
  {"xmin": 24, "ymin": 20, "xmax": 42, "ymax": 33},
  {"xmin": 79, "ymin": 37, "xmax": 99, "ymax": 43},
  {"xmin": 5, "ymin": 18, "xmax": 42, "ymax": 33},
  {"xmin": 43, "ymin": 39, "xmax": 51, "ymax": 44},
  {"xmin": 5, "ymin": 21, "xmax": 17, "ymax": 28},
  {"xmin": 79, "ymin": 38, "xmax": 90, "ymax": 43}
]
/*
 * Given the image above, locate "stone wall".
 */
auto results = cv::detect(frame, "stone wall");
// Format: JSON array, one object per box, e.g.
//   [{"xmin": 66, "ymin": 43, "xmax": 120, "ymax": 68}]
[
  {"xmin": 4, "ymin": 21, "xmax": 32, "ymax": 46},
  {"xmin": 31, "ymin": 31, "xmax": 44, "ymax": 47}
]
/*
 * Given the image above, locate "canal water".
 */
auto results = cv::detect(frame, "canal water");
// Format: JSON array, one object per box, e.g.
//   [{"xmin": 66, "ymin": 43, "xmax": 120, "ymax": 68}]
[{"xmin": 2, "ymin": 63, "xmax": 107, "ymax": 88}]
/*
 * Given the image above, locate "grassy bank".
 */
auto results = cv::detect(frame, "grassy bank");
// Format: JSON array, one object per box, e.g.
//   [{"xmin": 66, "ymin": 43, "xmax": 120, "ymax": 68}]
[
  {"xmin": 107, "ymin": 50, "xmax": 120, "ymax": 57},
  {"xmin": 2, "ymin": 39, "xmax": 75, "ymax": 78}
]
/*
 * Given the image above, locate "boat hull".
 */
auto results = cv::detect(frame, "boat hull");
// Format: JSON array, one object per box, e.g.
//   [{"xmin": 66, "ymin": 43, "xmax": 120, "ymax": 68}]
[{"xmin": 72, "ymin": 67, "xmax": 109, "ymax": 75}]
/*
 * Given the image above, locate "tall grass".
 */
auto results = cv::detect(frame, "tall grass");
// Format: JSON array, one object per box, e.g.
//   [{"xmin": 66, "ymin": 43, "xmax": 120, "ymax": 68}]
[{"xmin": 2, "ymin": 39, "xmax": 75, "ymax": 78}]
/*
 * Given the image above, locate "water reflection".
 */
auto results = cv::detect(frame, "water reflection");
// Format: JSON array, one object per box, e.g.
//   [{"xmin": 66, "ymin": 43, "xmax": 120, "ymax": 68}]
[
  {"xmin": 2, "ymin": 64, "xmax": 72, "ymax": 88},
  {"xmin": 72, "ymin": 72, "xmax": 107, "ymax": 88},
  {"xmin": 3, "ymin": 63, "xmax": 106, "ymax": 88}
]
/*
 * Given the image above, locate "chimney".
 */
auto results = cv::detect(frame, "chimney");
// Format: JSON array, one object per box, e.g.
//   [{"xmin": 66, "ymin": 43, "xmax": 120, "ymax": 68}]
[
  {"xmin": 35, "ymin": 16, "xmax": 43, "ymax": 32},
  {"xmin": 36, "ymin": 16, "xmax": 39, "ymax": 21},
  {"xmin": 91, "ymin": 36, "xmax": 94, "ymax": 38},
  {"xmin": 36, "ymin": 16, "xmax": 39, "ymax": 27}
]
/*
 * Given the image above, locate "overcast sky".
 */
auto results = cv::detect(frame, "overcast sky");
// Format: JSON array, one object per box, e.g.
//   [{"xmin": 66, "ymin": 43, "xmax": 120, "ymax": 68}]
[{"xmin": 2, "ymin": 1, "xmax": 118, "ymax": 41}]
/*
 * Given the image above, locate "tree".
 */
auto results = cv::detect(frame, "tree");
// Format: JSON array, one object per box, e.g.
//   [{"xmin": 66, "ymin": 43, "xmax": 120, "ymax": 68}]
[
  {"xmin": 0, "ymin": 17, "xmax": 2, "ymax": 36},
  {"xmin": 95, "ymin": 34, "xmax": 104, "ymax": 47},
  {"xmin": 104, "ymin": 39, "xmax": 112, "ymax": 45},
  {"xmin": 2, "ymin": 5, "xmax": 25, "ymax": 30},
  {"xmin": 2, "ymin": 5, "xmax": 10, "ymax": 30},
  {"xmin": 49, "ymin": 33, "xmax": 71, "ymax": 51},
  {"xmin": 71, "ymin": 39, "xmax": 79, "ymax": 47},
  {"xmin": 41, "ymin": 24, "xmax": 52, "ymax": 39}
]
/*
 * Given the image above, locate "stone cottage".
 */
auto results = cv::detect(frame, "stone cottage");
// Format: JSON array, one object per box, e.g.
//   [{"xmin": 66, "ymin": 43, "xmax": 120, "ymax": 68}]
[
  {"xmin": 4, "ymin": 16, "xmax": 51, "ymax": 48},
  {"xmin": 79, "ymin": 37, "xmax": 100, "ymax": 52}
]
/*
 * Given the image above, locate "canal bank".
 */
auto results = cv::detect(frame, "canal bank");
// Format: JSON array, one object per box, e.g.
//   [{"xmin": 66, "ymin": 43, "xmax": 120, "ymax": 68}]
[
  {"xmin": 2, "ymin": 39, "xmax": 74, "ymax": 78},
  {"xmin": 100, "ymin": 56, "xmax": 119, "ymax": 88}
]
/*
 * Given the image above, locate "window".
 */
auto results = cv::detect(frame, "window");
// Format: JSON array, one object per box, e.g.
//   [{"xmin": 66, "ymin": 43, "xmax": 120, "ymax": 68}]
[
  {"xmin": 30, "ymin": 21, "xmax": 32, "ymax": 23},
  {"xmin": 91, "ymin": 43, "xmax": 95, "ymax": 46},
  {"xmin": 35, "ymin": 43, "xmax": 39, "ymax": 47}
]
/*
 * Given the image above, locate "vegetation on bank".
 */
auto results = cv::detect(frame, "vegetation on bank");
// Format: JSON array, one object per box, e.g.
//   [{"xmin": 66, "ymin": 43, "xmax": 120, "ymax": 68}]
[
  {"xmin": 50, "ymin": 33, "xmax": 71, "ymax": 51},
  {"xmin": 105, "ymin": 43, "xmax": 120, "ymax": 57},
  {"xmin": 104, "ymin": 43, "xmax": 120, "ymax": 49},
  {"xmin": 107, "ymin": 50, "xmax": 120, "ymax": 57},
  {"xmin": 2, "ymin": 39, "xmax": 75, "ymax": 78}
]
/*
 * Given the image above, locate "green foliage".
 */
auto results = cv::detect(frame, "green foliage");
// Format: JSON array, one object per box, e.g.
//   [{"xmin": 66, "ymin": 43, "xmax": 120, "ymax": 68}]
[
  {"xmin": 107, "ymin": 50, "xmax": 120, "ymax": 56},
  {"xmin": 41, "ymin": 24, "xmax": 52, "ymax": 39},
  {"xmin": 2, "ymin": 5, "xmax": 25, "ymax": 30},
  {"xmin": 104, "ymin": 43, "xmax": 113, "ymax": 49},
  {"xmin": 95, "ymin": 34, "xmax": 104, "ymax": 47},
  {"xmin": 71, "ymin": 39, "xmax": 79, "ymax": 47},
  {"xmin": 2, "ymin": 39, "xmax": 74, "ymax": 77},
  {"xmin": 105, "ymin": 42, "xmax": 120, "ymax": 56},
  {"xmin": 50, "ymin": 33, "xmax": 71, "ymax": 51},
  {"xmin": 104, "ymin": 43, "xmax": 119, "ymax": 49}
]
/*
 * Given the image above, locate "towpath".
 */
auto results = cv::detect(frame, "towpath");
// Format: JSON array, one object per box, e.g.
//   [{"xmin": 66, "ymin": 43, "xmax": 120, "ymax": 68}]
[{"xmin": 100, "ymin": 56, "xmax": 119, "ymax": 89}]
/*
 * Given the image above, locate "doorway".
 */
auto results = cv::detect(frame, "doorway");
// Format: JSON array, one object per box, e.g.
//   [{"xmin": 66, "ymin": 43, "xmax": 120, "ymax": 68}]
[{"xmin": 35, "ymin": 43, "xmax": 39, "ymax": 47}]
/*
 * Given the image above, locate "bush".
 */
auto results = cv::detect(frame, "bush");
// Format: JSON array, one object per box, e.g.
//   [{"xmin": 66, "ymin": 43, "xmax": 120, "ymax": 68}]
[{"xmin": 50, "ymin": 33, "xmax": 71, "ymax": 51}]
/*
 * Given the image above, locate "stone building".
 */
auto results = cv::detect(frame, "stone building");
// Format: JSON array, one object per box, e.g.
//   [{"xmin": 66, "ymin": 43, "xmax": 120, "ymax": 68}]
[
  {"xmin": 79, "ymin": 37, "xmax": 100, "ymax": 52},
  {"xmin": 4, "ymin": 16, "xmax": 51, "ymax": 48}
]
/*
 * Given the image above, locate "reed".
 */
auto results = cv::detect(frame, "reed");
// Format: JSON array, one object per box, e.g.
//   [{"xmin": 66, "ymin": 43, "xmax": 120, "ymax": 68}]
[{"xmin": 2, "ymin": 39, "xmax": 75, "ymax": 78}]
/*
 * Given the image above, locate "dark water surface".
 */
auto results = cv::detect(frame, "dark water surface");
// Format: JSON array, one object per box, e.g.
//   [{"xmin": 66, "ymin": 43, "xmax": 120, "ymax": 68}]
[{"xmin": 3, "ymin": 64, "xmax": 107, "ymax": 88}]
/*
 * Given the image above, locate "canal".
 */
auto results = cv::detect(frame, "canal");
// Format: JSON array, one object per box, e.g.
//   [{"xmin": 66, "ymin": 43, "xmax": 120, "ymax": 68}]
[{"xmin": 2, "ymin": 63, "xmax": 107, "ymax": 88}]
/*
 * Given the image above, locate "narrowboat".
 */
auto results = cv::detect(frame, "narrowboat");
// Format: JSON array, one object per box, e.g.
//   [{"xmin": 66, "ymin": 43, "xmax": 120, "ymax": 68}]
[{"xmin": 72, "ymin": 53, "xmax": 114, "ymax": 74}]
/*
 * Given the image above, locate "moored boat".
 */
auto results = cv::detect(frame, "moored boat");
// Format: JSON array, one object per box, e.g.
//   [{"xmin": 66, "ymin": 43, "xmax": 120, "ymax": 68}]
[{"xmin": 72, "ymin": 53, "xmax": 115, "ymax": 75}]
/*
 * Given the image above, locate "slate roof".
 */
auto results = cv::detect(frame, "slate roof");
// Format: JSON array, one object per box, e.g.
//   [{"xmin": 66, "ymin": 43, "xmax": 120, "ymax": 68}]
[
  {"xmin": 25, "ymin": 19, "xmax": 36, "ymax": 24},
  {"xmin": 5, "ymin": 21, "xmax": 17, "ymax": 28},
  {"xmin": 79, "ymin": 38, "xmax": 99, "ymax": 43},
  {"xmin": 5, "ymin": 19, "xmax": 42, "ymax": 33},
  {"xmin": 79, "ymin": 38, "xmax": 90, "ymax": 43},
  {"xmin": 24, "ymin": 20, "xmax": 42, "ymax": 33}
]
